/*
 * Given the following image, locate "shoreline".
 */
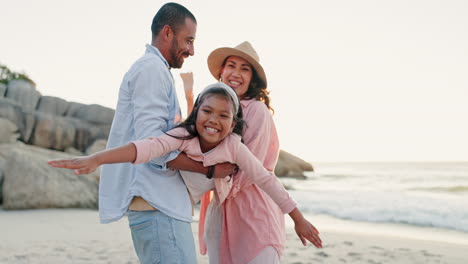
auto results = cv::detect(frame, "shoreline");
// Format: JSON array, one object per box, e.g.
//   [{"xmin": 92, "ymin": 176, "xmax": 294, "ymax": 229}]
[{"xmin": 1, "ymin": 208, "xmax": 467, "ymax": 263}]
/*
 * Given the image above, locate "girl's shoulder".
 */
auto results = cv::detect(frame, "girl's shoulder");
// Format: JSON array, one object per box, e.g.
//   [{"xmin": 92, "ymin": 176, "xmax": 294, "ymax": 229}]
[
  {"xmin": 221, "ymin": 133, "xmax": 242, "ymax": 148},
  {"xmin": 165, "ymin": 126, "xmax": 191, "ymax": 138},
  {"xmin": 224, "ymin": 132, "xmax": 242, "ymax": 142}
]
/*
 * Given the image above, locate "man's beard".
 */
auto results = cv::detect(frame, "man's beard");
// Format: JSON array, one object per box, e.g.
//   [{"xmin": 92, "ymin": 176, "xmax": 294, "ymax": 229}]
[{"xmin": 169, "ymin": 38, "xmax": 184, "ymax": 69}]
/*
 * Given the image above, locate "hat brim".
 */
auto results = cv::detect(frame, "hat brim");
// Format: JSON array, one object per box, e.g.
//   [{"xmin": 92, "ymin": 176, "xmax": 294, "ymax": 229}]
[{"xmin": 207, "ymin": 47, "xmax": 267, "ymax": 90}]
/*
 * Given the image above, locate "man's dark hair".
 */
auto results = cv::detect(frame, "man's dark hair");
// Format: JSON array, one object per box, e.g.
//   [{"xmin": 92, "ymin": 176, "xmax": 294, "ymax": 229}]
[{"xmin": 151, "ymin": 2, "xmax": 196, "ymax": 37}]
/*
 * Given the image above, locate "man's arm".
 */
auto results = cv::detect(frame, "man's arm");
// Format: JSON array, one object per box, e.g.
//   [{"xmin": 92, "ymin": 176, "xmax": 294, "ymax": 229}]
[
  {"xmin": 168, "ymin": 152, "xmax": 237, "ymax": 178},
  {"xmin": 132, "ymin": 62, "xmax": 179, "ymax": 169}
]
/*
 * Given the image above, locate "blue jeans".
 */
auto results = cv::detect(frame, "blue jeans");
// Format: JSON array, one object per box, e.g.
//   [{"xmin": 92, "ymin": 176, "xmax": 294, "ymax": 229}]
[{"xmin": 127, "ymin": 210, "xmax": 197, "ymax": 264}]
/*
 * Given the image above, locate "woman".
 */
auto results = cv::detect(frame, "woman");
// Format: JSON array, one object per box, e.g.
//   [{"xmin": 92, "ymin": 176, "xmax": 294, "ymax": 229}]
[{"xmin": 191, "ymin": 41, "xmax": 310, "ymax": 264}]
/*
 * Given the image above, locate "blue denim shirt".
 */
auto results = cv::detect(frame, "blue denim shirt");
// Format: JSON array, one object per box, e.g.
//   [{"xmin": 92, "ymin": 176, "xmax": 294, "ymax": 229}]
[{"xmin": 98, "ymin": 44, "xmax": 192, "ymax": 223}]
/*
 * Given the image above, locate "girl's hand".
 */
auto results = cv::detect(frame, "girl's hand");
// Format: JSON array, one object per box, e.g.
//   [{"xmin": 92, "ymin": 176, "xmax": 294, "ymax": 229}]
[
  {"xmin": 294, "ymin": 217, "xmax": 322, "ymax": 248},
  {"xmin": 48, "ymin": 156, "xmax": 99, "ymax": 175},
  {"xmin": 289, "ymin": 208, "xmax": 322, "ymax": 248}
]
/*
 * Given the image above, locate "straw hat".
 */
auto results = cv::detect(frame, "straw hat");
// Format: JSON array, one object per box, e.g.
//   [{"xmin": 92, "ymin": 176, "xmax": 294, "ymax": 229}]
[{"xmin": 207, "ymin": 41, "xmax": 267, "ymax": 89}]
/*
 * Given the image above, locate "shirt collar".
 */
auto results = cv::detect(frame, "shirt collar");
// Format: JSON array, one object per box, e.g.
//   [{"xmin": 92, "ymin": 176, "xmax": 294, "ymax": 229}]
[
  {"xmin": 145, "ymin": 44, "xmax": 170, "ymax": 69},
  {"xmin": 240, "ymin": 98, "xmax": 256, "ymax": 108}
]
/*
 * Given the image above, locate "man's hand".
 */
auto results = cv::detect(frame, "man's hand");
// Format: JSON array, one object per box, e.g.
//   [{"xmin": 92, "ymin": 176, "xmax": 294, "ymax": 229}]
[{"xmin": 213, "ymin": 162, "xmax": 238, "ymax": 178}]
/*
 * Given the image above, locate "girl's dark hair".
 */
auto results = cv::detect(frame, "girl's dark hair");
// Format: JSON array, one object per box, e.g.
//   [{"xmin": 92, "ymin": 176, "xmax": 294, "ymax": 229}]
[
  {"xmin": 167, "ymin": 87, "xmax": 245, "ymax": 141},
  {"xmin": 222, "ymin": 57, "xmax": 274, "ymax": 113}
]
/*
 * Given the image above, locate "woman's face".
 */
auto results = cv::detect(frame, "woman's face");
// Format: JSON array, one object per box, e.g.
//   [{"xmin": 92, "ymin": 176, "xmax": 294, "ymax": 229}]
[{"xmin": 220, "ymin": 56, "xmax": 253, "ymax": 98}]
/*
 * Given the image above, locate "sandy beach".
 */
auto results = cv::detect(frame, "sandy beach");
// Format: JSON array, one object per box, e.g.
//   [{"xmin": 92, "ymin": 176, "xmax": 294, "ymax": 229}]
[{"xmin": 1, "ymin": 208, "xmax": 467, "ymax": 264}]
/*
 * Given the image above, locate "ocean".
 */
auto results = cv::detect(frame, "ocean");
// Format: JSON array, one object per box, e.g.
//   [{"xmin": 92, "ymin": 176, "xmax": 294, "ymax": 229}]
[{"xmin": 280, "ymin": 162, "xmax": 468, "ymax": 233}]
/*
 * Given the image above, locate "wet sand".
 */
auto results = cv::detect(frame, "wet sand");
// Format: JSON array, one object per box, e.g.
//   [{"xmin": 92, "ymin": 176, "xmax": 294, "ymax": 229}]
[{"xmin": 1, "ymin": 208, "xmax": 467, "ymax": 264}]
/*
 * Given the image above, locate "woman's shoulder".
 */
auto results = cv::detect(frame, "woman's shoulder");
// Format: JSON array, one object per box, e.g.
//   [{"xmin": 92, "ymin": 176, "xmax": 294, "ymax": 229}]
[{"xmin": 242, "ymin": 99, "xmax": 270, "ymax": 113}]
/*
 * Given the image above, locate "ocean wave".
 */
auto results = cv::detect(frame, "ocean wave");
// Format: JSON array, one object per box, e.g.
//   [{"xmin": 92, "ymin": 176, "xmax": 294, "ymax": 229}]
[
  {"xmin": 291, "ymin": 190, "xmax": 468, "ymax": 233},
  {"xmin": 409, "ymin": 186, "xmax": 468, "ymax": 193}
]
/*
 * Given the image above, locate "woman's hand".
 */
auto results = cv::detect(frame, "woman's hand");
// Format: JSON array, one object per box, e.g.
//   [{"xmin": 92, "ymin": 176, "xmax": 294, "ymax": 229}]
[
  {"xmin": 180, "ymin": 72, "xmax": 194, "ymax": 93},
  {"xmin": 180, "ymin": 72, "xmax": 194, "ymax": 115},
  {"xmin": 289, "ymin": 208, "xmax": 322, "ymax": 248},
  {"xmin": 48, "ymin": 156, "xmax": 99, "ymax": 175}
]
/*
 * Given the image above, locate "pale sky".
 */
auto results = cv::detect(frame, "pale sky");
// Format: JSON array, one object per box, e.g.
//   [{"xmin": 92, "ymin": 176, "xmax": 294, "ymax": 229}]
[{"xmin": 1, "ymin": 0, "xmax": 467, "ymax": 162}]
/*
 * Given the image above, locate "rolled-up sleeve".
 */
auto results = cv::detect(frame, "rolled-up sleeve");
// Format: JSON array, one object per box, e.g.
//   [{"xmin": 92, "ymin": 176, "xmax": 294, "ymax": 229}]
[{"xmin": 131, "ymin": 61, "xmax": 180, "ymax": 169}]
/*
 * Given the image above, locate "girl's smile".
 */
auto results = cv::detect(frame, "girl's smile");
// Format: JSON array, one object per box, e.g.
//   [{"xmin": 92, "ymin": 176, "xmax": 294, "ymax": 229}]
[{"xmin": 196, "ymin": 94, "xmax": 236, "ymax": 153}]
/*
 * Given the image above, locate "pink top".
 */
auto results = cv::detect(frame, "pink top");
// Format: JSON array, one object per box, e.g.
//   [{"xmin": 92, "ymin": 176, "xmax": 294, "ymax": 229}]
[
  {"xmin": 131, "ymin": 127, "xmax": 296, "ymax": 215},
  {"xmin": 219, "ymin": 99, "xmax": 286, "ymax": 264}
]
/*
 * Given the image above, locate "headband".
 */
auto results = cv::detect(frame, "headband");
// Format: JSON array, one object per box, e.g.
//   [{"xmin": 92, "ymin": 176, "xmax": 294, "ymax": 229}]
[{"xmin": 198, "ymin": 82, "xmax": 240, "ymax": 114}]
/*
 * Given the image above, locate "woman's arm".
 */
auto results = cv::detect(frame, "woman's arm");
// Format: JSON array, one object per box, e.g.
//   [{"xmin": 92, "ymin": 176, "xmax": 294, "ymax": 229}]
[
  {"xmin": 168, "ymin": 153, "xmax": 237, "ymax": 178},
  {"xmin": 180, "ymin": 72, "xmax": 194, "ymax": 116},
  {"xmin": 48, "ymin": 143, "xmax": 137, "ymax": 175}
]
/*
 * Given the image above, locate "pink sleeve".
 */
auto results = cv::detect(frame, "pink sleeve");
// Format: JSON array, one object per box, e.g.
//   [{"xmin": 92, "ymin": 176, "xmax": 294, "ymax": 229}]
[
  {"xmin": 242, "ymin": 101, "xmax": 279, "ymax": 172},
  {"xmin": 235, "ymin": 141, "xmax": 297, "ymax": 214},
  {"xmin": 131, "ymin": 128, "xmax": 185, "ymax": 164}
]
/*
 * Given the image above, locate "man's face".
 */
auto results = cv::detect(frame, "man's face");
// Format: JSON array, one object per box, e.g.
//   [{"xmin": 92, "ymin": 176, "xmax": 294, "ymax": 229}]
[{"xmin": 168, "ymin": 18, "xmax": 196, "ymax": 69}]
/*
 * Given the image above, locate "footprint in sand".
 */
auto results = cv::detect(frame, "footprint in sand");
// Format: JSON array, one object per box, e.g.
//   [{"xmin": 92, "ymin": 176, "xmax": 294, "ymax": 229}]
[
  {"xmin": 315, "ymin": 251, "xmax": 329, "ymax": 257},
  {"xmin": 54, "ymin": 247, "xmax": 66, "ymax": 252},
  {"xmin": 396, "ymin": 248, "xmax": 410, "ymax": 251},
  {"xmin": 343, "ymin": 241, "xmax": 353, "ymax": 246},
  {"xmin": 347, "ymin": 252, "xmax": 362, "ymax": 259},
  {"xmin": 370, "ymin": 246, "xmax": 384, "ymax": 250}
]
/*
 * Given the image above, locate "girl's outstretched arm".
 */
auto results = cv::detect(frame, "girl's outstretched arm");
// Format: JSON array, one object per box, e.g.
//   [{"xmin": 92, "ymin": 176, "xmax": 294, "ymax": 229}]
[
  {"xmin": 48, "ymin": 143, "xmax": 137, "ymax": 175},
  {"xmin": 289, "ymin": 208, "xmax": 322, "ymax": 248}
]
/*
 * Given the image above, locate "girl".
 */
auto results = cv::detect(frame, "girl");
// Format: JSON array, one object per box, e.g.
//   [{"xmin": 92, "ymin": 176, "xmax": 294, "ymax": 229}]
[{"xmin": 48, "ymin": 82, "xmax": 322, "ymax": 259}]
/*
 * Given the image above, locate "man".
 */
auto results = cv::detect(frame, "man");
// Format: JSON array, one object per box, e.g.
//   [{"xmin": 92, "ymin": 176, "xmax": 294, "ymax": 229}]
[{"xmin": 99, "ymin": 3, "xmax": 234, "ymax": 263}]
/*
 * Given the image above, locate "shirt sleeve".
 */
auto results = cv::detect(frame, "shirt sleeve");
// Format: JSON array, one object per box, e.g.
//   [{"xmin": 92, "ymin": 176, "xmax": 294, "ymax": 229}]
[
  {"xmin": 234, "ymin": 141, "xmax": 297, "ymax": 214},
  {"xmin": 131, "ymin": 128, "xmax": 185, "ymax": 164},
  {"xmin": 131, "ymin": 61, "xmax": 180, "ymax": 169}
]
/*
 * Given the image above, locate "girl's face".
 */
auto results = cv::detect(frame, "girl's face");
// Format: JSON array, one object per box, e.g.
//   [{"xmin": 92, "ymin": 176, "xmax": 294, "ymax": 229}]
[
  {"xmin": 196, "ymin": 94, "xmax": 236, "ymax": 152},
  {"xmin": 220, "ymin": 56, "xmax": 253, "ymax": 98}
]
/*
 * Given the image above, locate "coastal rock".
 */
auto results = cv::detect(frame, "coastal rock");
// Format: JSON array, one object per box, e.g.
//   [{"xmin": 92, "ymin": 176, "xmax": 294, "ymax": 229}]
[
  {"xmin": 1, "ymin": 143, "xmax": 99, "ymax": 209},
  {"xmin": 5, "ymin": 79, "xmax": 41, "ymax": 112},
  {"xmin": 0, "ymin": 83, "xmax": 6, "ymax": 97},
  {"xmin": 86, "ymin": 139, "xmax": 107, "ymax": 155},
  {"xmin": 64, "ymin": 146, "xmax": 84, "ymax": 156},
  {"xmin": 30, "ymin": 113, "xmax": 76, "ymax": 151},
  {"xmin": 66, "ymin": 102, "xmax": 115, "ymax": 125},
  {"xmin": 36, "ymin": 96, "xmax": 69, "ymax": 116},
  {"xmin": 0, "ymin": 155, "xmax": 5, "ymax": 204},
  {"xmin": 70, "ymin": 118, "xmax": 102, "ymax": 152},
  {"xmin": 0, "ymin": 98, "xmax": 34, "ymax": 142},
  {"xmin": 275, "ymin": 150, "xmax": 313, "ymax": 179},
  {"xmin": 0, "ymin": 118, "xmax": 20, "ymax": 144}
]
